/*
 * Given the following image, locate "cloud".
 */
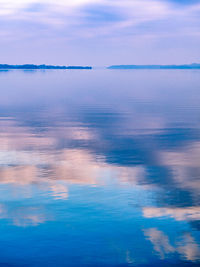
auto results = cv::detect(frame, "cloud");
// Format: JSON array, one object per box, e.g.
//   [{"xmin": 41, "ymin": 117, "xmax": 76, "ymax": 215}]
[
  {"xmin": 0, "ymin": 204, "xmax": 49, "ymax": 227},
  {"xmin": 166, "ymin": 0, "xmax": 200, "ymax": 5},
  {"xmin": 0, "ymin": 0, "xmax": 200, "ymax": 39},
  {"xmin": 0, "ymin": 0, "xmax": 199, "ymax": 64},
  {"xmin": 144, "ymin": 228, "xmax": 175, "ymax": 259},
  {"xmin": 0, "ymin": 117, "xmax": 148, "ymax": 200},
  {"xmin": 144, "ymin": 228, "xmax": 200, "ymax": 261},
  {"xmin": 177, "ymin": 233, "xmax": 200, "ymax": 262},
  {"xmin": 143, "ymin": 207, "xmax": 200, "ymax": 221},
  {"xmin": 159, "ymin": 141, "xmax": 200, "ymax": 196}
]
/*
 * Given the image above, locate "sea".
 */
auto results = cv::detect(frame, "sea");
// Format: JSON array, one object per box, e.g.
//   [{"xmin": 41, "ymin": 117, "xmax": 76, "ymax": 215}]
[{"xmin": 0, "ymin": 69, "xmax": 199, "ymax": 266}]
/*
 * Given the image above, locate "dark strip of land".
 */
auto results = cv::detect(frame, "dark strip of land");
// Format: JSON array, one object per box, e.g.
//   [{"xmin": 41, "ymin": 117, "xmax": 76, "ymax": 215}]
[
  {"xmin": 108, "ymin": 64, "xmax": 200, "ymax": 69},
  {"xmin": 0, "ymin": 64, "xmax": 92, "ymax": 70}
]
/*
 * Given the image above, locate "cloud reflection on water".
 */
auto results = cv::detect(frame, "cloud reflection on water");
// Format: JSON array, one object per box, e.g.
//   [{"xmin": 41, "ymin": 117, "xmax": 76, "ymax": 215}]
[
  {"xmin": 0, "ymin": 113, "xmax": 200, "ymax": 234},
  {"xmin": 0, "ymin": 70, "xmax": 199, "ymax": 265},
  {"xmin": 144, "ymin": 228, "xmax": 200, "ymax": 262}
]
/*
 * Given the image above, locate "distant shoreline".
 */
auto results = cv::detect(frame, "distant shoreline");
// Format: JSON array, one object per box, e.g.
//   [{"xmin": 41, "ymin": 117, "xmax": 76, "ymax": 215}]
[
  {"xmin": 0, "ymin": 64, "xmax": 92, "ymax": 70},
  {"xmin": 108, "ymin": 64, "xmax": 200, "ymax": 69}
]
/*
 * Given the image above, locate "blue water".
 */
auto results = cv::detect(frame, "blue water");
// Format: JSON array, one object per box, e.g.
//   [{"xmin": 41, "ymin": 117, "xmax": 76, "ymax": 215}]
[{"xmin": 0, "ymin": 69, "xmax": 199, "ymax": 266}]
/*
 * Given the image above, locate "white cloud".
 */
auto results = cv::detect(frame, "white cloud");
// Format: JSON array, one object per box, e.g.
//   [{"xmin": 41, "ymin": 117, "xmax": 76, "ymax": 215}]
[
  {"xmin": 144, "ymin": 228, "xmax": 175, "ymax": 259},
  {"xmin": 0, "ymin": 0, "xmax": 199, "ymax": 64},
  {"xmin": 144, "ymin": 228, "xmax": 200, "ymax": 261},
  {"xmin": 143, "ymin": 207, "xmax": 200, "ymax": 221}
]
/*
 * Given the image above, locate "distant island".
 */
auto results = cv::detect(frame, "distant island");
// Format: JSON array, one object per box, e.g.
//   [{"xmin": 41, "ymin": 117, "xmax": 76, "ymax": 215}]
[
  {"xmin": 108, "ymin": 63, "xmax": 200, "ymax": 69},
  {"xmin": 0, "ymin": 64, "xmax": 92, "ymax": 70}
]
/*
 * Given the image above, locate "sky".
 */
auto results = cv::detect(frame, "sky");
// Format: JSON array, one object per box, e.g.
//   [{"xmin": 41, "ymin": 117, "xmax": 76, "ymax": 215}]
[{"xmin": 0, "ymin": 0, "xmax": 200, "ymax": 65}]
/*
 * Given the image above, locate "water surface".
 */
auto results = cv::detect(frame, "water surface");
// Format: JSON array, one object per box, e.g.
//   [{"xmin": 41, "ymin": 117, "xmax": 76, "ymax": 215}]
[{"xmin": 0, "ymin": 69, "xmax": 199, "ymax": 266}]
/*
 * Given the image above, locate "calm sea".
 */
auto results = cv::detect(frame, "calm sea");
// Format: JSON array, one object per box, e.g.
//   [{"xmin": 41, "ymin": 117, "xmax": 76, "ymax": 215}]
[{"xmin": 0, "ymin": 69, "xmax": 199, "ymax": 266}]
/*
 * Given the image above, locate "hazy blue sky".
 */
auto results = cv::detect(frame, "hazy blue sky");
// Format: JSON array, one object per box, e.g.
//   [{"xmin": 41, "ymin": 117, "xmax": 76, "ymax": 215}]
[{"xmin": 0, "ymin": 0, "xmax": 200, "ymax": 65}]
